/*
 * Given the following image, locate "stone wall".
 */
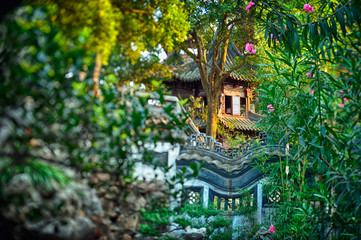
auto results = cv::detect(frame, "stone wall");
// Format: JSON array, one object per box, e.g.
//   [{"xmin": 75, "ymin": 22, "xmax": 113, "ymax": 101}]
[
  {"xmin": 0, "ymin": 171, "xmax": 172, "ymax": 240},
  {"xmin": 89, "ymin": 173, "xmax": 169, "ymax": 240},
  {"xmin": 0, "ymin": 173, "xmax": 101, "ymax": 240}
]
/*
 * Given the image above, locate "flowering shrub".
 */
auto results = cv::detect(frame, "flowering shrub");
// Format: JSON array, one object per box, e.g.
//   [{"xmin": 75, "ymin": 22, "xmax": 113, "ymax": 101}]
[
  {"xmin": 245, "ymin": 1, "xmax": 255, "ymax": 11},
  {"xmin": 245, "ymin": 43, "xmax": 257, "ymax": 54},
  {"xmin": 268, "ymin": 224, "xmax": 275, "ymax": 234},
  {"xmin": 267, "ymin": 104, "xmax": 275, "ymax": 112},
  {"xmin": 303, "ymin": 3, "xmax": 315, "ymax": 12},
  {"xmin": 253, "ymin": 0, "xmax": 361, "ymax": 239}
]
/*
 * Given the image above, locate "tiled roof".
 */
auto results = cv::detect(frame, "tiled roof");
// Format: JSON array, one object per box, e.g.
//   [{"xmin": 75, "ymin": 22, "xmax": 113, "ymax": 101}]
[
  {"xmin": 220, "ymin": 115, "xmax": 258, "ymax": 131},
  {"xmin": 173, "ymin": 44, "xmax": 255, "ymax": 82},
  {"xmin": 248, "ymin": 111, "xmax": 263, "ymax": 122}
]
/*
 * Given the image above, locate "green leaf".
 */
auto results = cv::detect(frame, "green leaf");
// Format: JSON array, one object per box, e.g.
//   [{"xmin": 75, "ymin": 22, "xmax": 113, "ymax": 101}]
[
  {"xmin": 336, "ymin": 9, "xmax": 346, "ymax": 36},
  {"xmin": 264, "ymin": 26, "xmax": 269, "ymax": 40},
  {"xmin": 299, "ymin": 136, "xmax": 306, "ymax": 147},
  {"xmin": 320, "ymin": 125, "xmax": 326, "ymax": 137},
  {"xmin": 264, "ymin": 50, "xmax": 275, "ymax": 62},
  {"xmin": 351, "ymin": 4, "xmax": 361, "ymax": 24},
  {"xmin": 309, "ymin": 141, "xmax": 321, "ymax": 148},
  {"xmin": 344, "ymin": 6, "xmax": 353, "ymax": 26},
  {"xmin": 309, "ymin": 22, "xmax": 317, "ymax": 39},
  {"xmin": 302, "ymin": 24, "xmax": 308, "ymax": 45},
  {"xmin": 294, "ymin": 29, "xmax": 300, "ymax": 50},
  {"xmin": 286, "ymin": 18, "xmax": 292, "ymax": 30},
  {"xmin": 286, "ymin": 14, "xmax": 302, "ymax": 28},
  {"xmin": 330, "ymin": 16, "xmax": 338, "ymax": 40}
]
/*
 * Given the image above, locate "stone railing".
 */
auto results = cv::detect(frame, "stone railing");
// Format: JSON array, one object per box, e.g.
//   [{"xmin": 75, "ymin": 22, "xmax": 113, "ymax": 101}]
[{"xmin": 185, "ymin": 132, "xmax": 268, "ymax": 159}]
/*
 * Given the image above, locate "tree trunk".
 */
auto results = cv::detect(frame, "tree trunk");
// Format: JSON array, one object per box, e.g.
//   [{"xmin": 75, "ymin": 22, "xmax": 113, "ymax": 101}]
[
  {"xmin": 206, "ymin": 93, "xmax": 219, "ymax": 139},
  {"xmin": 92, "ymin": 53, "xmax": 102, "ymax": 97}
]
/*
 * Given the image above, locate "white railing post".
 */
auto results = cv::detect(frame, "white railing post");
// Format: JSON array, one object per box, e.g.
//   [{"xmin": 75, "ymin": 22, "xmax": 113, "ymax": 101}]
[
  {"xmin": 168, "ymin": 144, "xmax": 180, "ymax": 209},
  {"xmin": 203, "ymin": 185, "xmax": 209, "ymax": 208},
  {"xmin": 256, "ymin": 183, "xmax": 263, "ymax": 224}
]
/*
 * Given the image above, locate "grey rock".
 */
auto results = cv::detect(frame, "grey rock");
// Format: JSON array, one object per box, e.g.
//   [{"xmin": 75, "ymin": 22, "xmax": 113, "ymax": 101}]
[
  {"xmin": 27, "ymin": 217, "xmax": 95, "ymax": 240},
  {"xmin": 169, "ymin": 222, "xmax": 180, "ymax": 231},
  {"xmin": 192, "ymin": 215, "xmax": 206, "ymax": 225},
  {"xmin": 184, "ymin": 226, "xmax": 206, "ymax": 240},
  {"xmin": 179, "ymin": 213, "xmax": 191, "ymax": 220},
  {"xmin": 253, "ymin": 227, "xmax": 273, "ymax": 240},
  {"xmin": 5, "ymin": 174, "xmax": 32, "ymax": 195},
  {"xmin": 81, "ymin": 189, "xmax": 103, "ymax": 216},
  {"xmin": 167, "ymin": 229, "xmax": 185, "ymax": 239},
  {"xmin": 207, "ymin": 216, "xmax": 215, "ymax": 222}
]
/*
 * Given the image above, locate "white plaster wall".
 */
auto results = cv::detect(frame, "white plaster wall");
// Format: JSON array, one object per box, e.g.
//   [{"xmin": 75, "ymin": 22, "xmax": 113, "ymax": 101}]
[{"xmin": 133, "ymin": 142, "xmax": 179, "ymax": 182}]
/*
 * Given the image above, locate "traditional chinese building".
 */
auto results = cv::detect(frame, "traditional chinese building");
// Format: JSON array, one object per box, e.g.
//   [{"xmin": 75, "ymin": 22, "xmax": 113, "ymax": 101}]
[{"xmin": 165, "ymin": 44, "xmax": 262, "ymax": 138}]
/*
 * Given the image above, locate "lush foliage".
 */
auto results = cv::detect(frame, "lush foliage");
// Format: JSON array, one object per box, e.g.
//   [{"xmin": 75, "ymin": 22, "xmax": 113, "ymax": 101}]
[
  {"xmin": 32, "ymin": 0, "xmax": 190, "ymax": 64},
  {"xmin": 2, "ymin": 0, "xmax": 361, "ymax": 239},
  {"xmin": 175, "ymin": 203, "xmax": 232, "ymax": 240},
  {"xmin": 176, "ymin": 0, "xmax": 257, "ymax": 138},
  {"xmin": 0, "ymin": 2, "xmax": 187, "ymax": 208},
  {"xmin": 252, "ymin": 0, "xmax": 361, "ymax": 238}
]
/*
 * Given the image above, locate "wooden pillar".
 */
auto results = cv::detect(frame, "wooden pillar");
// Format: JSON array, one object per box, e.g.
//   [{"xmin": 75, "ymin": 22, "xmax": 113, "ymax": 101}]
[
  {"xmin": 246, "ymin": 88, "xmax": 251, "ymax": 118},
  {"xmin": 220, "ymin": 93, "xmax": 225, "ymax": 114}
]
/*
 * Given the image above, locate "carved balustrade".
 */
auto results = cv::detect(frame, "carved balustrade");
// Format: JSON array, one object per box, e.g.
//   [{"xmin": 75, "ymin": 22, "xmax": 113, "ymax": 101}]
[{"xmin": 185, "ymin": 132, "xmax": 269, "ymax": 159}]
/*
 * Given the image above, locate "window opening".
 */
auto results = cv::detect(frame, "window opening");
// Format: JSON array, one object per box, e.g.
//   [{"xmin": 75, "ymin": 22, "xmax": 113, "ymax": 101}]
[{"xmin": 225, "ymin": 95, "xmax": 232, "ymax": 114}]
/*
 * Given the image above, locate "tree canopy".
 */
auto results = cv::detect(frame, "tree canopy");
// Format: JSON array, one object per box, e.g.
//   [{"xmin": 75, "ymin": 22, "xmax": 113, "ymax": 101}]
[
  {"xmin": 31, "ymin": 0, "xmax": 190, "ymax": 64},
  {"xmin": 1, "ymin": 0, "xmax": 361, "ymax": 239},
  {"xmin": 177, "ymin": 0, "xmax": 257, "ymax": 138}
]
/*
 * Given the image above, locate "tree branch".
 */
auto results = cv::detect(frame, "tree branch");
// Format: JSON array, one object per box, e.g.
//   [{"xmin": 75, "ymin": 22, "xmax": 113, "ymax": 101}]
[
  {"xmin": 225, "ymin": 54, "xmax": 248, "ymax": 75},
  {"xmin": 181, "ymin": 47, "xmax": 196, "ymax": 60}
]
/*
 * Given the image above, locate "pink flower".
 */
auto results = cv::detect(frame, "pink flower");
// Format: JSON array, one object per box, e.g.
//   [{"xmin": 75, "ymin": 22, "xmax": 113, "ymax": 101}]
[
  {"xmin": 343, "ymin": 98, "xmax": 348, "ymax": 102},
  {"xmin": 306, "ymin": 72, "xmax": 311, "ymax": 77},
  {"xmin": 270, "ymin": 34, "xmax": 279, "ymax": 42},
  {"xmin": 245, "ymin": 43, "xmax": 257, "ymax": 54},
  {"xmin": 304, "ymin": 3, "xmax": 314, "ymax": 12},
  {"xmin": 339, "ymin": 103, "xmax": 344, "ymax": 108},
  {"xmin": 269, "ymin": 224, "xmax": 275, "ymax": 234},
  {"xmin": 267, "ymin": 104, "xmax": 274, "ymax": 112},
  {"xmin": 310, "ymin": 90, "xmax": 314, "ymax": 94},
  {"xmin": 340, "ymin": 90, "xmax": 344, "ymax": 93},
  {"xmin": 313, "ymin": 74, "xmax": 315, "ymax": 77},
  {"xmin": 245, "ymin": 1, "xmax": 255, "ymax": 11},
  {"xmin": 348, "ymin": 89, "xmax": 351, "ymax": 92}
]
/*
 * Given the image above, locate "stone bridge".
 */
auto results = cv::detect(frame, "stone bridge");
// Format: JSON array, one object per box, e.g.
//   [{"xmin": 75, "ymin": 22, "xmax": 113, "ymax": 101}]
[{"xmin": 176, "ymin": 133, "xmax": 287, "ymax": 222}]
